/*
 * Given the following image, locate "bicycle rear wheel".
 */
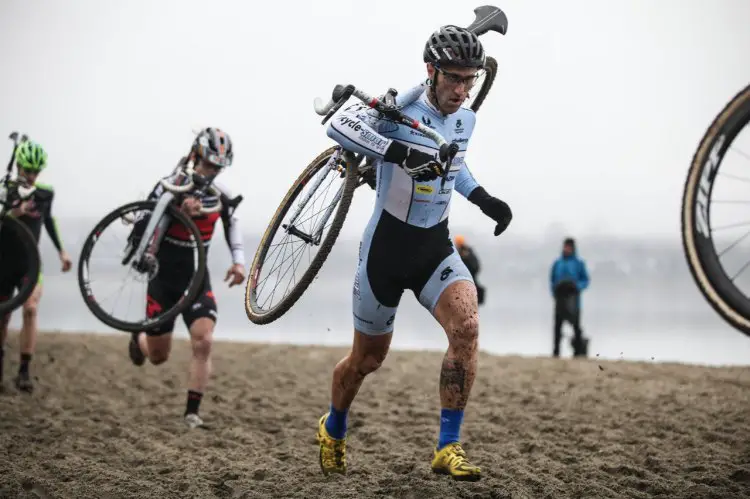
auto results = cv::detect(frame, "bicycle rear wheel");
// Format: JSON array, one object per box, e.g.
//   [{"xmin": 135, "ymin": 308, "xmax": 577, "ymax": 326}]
[
  {"xmin": 681, "ymin": 82, "xmax": 750, "ymax": 336},
  {"xmin": 245, "ymin": 146, "xmax": 359, "ymax": 325},
  {"xmin": 77, "ymin": 200, "xmax": 207, "ymax": 333},
  {"xmin": 0, "ymin": 216, "xmax": 41, "ymax": 315}
]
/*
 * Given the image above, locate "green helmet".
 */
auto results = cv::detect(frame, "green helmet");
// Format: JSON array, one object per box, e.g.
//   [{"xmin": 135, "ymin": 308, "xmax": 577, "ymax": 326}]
[{"xmin": 15, "ymin": 140, "xmax": 48, "ymax": 172}]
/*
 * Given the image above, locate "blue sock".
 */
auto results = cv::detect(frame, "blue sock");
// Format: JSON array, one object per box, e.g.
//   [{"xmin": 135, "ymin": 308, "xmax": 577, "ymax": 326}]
[
  {"xmin": 438, "ymin": 408, "xmax": 464, "ymax": 450},
  {"xmin": 325, "ymin": 403, "xmax": 348, "ymax": 440}
]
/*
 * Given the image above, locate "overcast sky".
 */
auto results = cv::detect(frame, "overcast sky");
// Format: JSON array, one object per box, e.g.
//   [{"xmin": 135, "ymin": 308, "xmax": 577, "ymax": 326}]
[{"xmin": 1, "ymin": 0, "xmax": 749, "ymax": 242}]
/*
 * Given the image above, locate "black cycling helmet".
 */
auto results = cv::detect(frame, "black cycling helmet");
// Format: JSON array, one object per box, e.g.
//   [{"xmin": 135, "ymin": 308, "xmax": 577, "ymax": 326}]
[
  {"xmin": 192, "ymin": 127, "xmax": 233, "ymax": 168},
  {"xmin": 423, "ymin": 25, "xmax": 485, "ymax": 68}
]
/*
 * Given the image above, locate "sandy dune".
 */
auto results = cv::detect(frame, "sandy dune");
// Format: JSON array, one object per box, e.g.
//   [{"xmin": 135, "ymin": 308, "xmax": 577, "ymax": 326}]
[{"xmin": 0, "ymin": 330, "xmax": 748, "ymax": 498}]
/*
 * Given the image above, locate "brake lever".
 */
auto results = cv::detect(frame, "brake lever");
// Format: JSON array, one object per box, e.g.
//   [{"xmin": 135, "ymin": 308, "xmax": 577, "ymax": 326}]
[
  {"xmin": 439, "ymin": 143, "xmax": 460, "ymax": 187},
  {"xmin": 321, "ymin": 84, "xmax": 355, "ymax": 125}
]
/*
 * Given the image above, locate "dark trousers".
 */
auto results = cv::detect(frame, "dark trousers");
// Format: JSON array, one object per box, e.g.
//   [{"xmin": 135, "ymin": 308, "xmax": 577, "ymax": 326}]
[{"xmin": 553, "ymin": 294, "xmax": 586, "ymax": 357}]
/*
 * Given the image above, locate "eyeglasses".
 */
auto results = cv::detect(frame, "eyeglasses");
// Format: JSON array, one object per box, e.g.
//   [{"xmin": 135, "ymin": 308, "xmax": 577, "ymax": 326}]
[{"xmin": 435, "ymin": 66, "xmax": 483, "ymax": 89}]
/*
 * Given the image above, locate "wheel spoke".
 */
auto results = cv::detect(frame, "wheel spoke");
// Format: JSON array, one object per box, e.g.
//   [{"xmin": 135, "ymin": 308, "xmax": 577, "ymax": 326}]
[
  {"xmin": 728, "ymin": 146, "xmax": 750, "ymax": 162},
  {"xmin": 719, "ymin": 172, "xmax": 750, "ymax": 184},
  {"xmin": 717, "ymin": 227, "xmax": 750, "ymax": 258},
  {"xmin": 712, "ymin": 221, "xmax": 750, "ymax": 232},
  {"xmin": 247, "ymin": 149, "xmax": 358, "ymax": 321},
  {"xmin": 730, "ymin": 258, "xmax": 750, "ymax": 282}
]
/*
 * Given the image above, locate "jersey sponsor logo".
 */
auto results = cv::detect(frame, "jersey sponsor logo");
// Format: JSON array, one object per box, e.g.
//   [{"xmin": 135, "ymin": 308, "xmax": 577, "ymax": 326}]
[
  {"xmin": 146, "ymin": 295, "xmax": 163, "ymax": 318},
  {"xmin": 338, "ymin": 116, "xmax": 363, "ymax": 131},
  {"xmin": 339, "ymin": 116, "xmax": 389, "ymax": 154},
  {"xmin": 353, "ymin": 313, "xmax": 373, "ymax": 325},
  {"xmin": 455, "ymin": 119, "xmax": 465, "ymax": 134},
  {"xmin": 360, "ymin": 129, "xmax": 389, "ymax": 154},
  {"xmin": 415, "ymin": 184, "xmax": 434, "ymax": 195},
  {"xmin": 353, "ymin": 270, "xmax": 361, "ymax": 299},
  {"xmin": 440, "ymin": 266, "xmax": 454, "ymax": 281}
]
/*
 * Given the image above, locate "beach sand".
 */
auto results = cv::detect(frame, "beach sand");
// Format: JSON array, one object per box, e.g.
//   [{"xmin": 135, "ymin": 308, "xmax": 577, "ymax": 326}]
[{"xmin": 0, "ymin": 330, "xmax": 748, "ymax": 498}]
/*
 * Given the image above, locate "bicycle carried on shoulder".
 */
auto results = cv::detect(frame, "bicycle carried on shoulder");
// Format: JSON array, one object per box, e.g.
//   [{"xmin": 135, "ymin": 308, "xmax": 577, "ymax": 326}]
[
  {"xmin": 77, "ymin": 152, "xmax": 243, "ymax": 333},
  {"xmin": 0, "ymin": 132, "xmax": 42, "ymax": 315},
  {"xmin": 244, "ymin": 5, "xmax": 509, "ymax": 325},
  {"xmin": 681, "ymin": 82, "xmax": 750, "ymax": 336}
]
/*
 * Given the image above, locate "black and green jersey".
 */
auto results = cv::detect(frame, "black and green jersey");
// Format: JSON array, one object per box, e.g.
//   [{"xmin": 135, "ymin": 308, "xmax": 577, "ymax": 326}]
[{"xmin": 17, "ymin": 182, "xmax": 64, "ymax": 251}]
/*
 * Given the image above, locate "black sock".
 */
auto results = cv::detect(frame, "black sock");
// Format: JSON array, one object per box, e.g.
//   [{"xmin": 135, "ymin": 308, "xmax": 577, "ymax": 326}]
[
  {"xmin": 0, "ymin": 346, "xmax": 4, "ymax": 381},
  {"xmin": 19, "ymin": 353, "xmax": 31, "ymax": 375},
  {"xmin": 186, "ymin": 390, "xmax": 203, "ymax": 415}
]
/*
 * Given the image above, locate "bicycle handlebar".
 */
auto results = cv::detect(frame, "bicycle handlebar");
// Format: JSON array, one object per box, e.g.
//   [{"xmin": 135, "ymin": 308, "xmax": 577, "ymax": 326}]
[
  {"xmin": 313, "ymin": 84, "xmax": 460, "ymax": 177},
  {"xmin": 158, "ymin": 162, "xmax": 224, "ymax": 214}
]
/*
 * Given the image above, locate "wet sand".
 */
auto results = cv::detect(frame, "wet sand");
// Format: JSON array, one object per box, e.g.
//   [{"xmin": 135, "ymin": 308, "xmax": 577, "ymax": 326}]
[{"xmin": 0, "ymin": 330, "xmax": 748, "ymax": 498}]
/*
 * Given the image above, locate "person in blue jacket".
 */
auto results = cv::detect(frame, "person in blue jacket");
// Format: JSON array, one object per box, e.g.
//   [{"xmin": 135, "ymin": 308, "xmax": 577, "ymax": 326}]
[{"xmin": 549, "ymin": 237, "xmax": 590, "ymax": 357}]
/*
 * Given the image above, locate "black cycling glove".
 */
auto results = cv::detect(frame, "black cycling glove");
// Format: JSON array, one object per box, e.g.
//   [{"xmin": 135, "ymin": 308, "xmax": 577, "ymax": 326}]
[
  {"xmin": 384, "ymin": 141, "xmax": 444, "ymax": 182},
  {"xmin": 468, "ymin": 186, "xmax": 512, "ymax": 236}
]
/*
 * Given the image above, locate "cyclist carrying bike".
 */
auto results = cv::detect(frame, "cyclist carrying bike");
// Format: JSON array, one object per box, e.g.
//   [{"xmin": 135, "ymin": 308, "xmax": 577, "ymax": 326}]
[
  {"xmin": 0, "ymin": 139, "xmax": 72, "ymax": 393},
  {"xmin": 316, "ymin": 25, "xmax": 512, "ymax": 481},
  {"xmin": 127, "ymin": 127, "xmax": 246, "ymax": 429}
]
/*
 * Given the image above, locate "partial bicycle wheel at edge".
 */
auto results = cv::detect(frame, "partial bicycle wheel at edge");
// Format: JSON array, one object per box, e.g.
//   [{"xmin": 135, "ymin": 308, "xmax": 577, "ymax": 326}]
[
  {"xmin": 467, "ymin": 56, "xmax": 497, "ymax": 113},
  {"xmin": 77, "ymin": 200, "xmax": 207, "ymax": 333},
  {"xmin": 681, "ymin": 82, "xmax": 750, "ymax": 336},
  {"xmin": 0, "ymin": 216, "xmax": 41, "ymax": 315},
  {"xmin": 245, "ymin": 146, "xmax": 358, "ymax": 325}
]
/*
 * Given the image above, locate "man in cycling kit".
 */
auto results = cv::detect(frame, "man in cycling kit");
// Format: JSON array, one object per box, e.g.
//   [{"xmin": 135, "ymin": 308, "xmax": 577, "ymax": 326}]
[
  {"xmin": 127, "ymin": 128, "xmax": 246, "ymax": 429},
  {"xmin": 316, "ymin": 26, "xmax": 512, "ymax": 481},
  {"xmin": 0, "ymin": 140, "xmax": 72, "ymax": 393}
]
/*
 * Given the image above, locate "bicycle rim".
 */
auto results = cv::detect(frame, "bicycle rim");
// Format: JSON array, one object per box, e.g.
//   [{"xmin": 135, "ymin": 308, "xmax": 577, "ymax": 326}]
[
  {"xmin": 245, "ymin": 146, "xmax": 359, "ymax": 325},
  {"xmin": 682, "ymin": 82, "xmax": 750, "ymax": 335}
]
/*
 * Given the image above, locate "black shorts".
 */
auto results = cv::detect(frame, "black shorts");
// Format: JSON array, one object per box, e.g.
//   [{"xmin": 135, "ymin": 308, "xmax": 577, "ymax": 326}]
[
  {"xmin": 352, "ymin": 211, "xmax": 474, "ymax": 334},
  {"xmin": 145, "ymin": 269, "xmax": 217, "ymax": 336}
]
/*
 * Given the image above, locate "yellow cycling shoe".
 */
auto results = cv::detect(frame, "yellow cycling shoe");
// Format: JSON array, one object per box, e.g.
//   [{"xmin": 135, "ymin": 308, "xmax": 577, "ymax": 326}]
[
  {"xmin": 431, "ymin": 442, "xmax": 481, "ymax": 481},
  {"xmin": 317, "ymin": 414, "xmax": 347, "ymax": 475}
]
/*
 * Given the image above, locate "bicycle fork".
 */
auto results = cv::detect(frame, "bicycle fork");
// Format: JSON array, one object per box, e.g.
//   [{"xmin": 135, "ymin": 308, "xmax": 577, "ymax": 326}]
[
  {"xmin": 128, "ymin": 192, "xmax": 174, "ymax": 271},
  {"xmin": 283, "ymin": 149, "xmax": 353, "ymax": 246}
]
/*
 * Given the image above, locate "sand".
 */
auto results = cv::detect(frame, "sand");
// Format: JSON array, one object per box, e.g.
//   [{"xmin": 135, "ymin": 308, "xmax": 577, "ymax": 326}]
[{"xmin": 0, "ymin": 330, "xmax": 748, "ymax": 499}]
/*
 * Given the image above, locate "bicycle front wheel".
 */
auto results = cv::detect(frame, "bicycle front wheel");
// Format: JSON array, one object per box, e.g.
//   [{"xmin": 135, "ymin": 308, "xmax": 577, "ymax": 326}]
[
  {"xmin": 77, "ymin": 200, "xmax": 207, "ymax": 333},
  {"xmin": 0, "ymin": 216, "xmax": 41, "ymax": 315},
  {"xmin": 682, "ymin": 82, "xmax": 750, "ymax": 336},
  {"xmin": 245, "ymin": 146, "xmax": 359, "ymax": 325}
]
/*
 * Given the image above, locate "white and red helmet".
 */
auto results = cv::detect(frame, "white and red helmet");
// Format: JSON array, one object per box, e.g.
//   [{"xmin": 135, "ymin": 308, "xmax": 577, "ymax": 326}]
[{"xmin": 192, "ymin": 127, "xmax": 233, "ymax": 167}]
